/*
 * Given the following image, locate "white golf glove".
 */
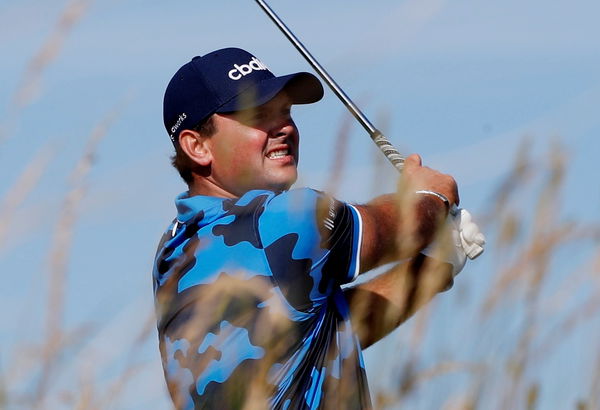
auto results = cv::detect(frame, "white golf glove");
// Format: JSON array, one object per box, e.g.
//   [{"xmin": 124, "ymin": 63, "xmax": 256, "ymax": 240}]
[
  {"xmin": 421, "ymin": 208, "xmax": 485, "ymax": 277},
  {"xmin": 457, "ymin": 208, "xmax": 486, "ymax": 259}
]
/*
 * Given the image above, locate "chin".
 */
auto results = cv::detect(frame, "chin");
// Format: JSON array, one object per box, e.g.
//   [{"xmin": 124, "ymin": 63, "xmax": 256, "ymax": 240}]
[
  {"xmin": 267, "ymin": 182, "xmax": 294, "ymax": 193},
  {"xmin": 264, "ymin": 171, "xmax": 297, "ymax": 192},
  {"xmin": 266, "ymin": 177, "xmax": 296, "ymax": 192}
]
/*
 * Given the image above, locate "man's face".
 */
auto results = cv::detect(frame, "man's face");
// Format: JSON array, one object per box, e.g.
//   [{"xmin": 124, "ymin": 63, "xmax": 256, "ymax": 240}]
[{"xmin": 206, "ymin": 92, "xmax": 299, "ymax": 197}]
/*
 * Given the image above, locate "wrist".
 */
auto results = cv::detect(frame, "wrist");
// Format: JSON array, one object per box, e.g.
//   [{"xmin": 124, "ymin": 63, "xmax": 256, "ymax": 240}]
[{"xmin": 415, "ymin": 190, "xmax": 450, "ymax": 215}]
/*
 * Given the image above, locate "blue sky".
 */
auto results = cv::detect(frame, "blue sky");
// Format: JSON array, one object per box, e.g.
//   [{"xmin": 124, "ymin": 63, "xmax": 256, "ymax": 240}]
[{"xmin": 1, "ymin": 0, "xmax": 599, "ymax": 408}]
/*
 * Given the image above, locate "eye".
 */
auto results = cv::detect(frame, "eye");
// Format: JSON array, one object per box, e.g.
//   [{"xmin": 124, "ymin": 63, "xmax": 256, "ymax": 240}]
[
  {"xmin": 251, "ymin": 111, "xmax": 267, "ymax": 122},
  {"xmin": 234, "ymin": 108, "xmax": 267, "ymax": 125}
]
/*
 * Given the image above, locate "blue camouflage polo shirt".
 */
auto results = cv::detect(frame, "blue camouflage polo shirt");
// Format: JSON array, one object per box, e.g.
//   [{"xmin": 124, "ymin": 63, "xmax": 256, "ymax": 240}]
[{"xmin": 153, "ymin": 188, "xmax": 371, "ymax": 409}]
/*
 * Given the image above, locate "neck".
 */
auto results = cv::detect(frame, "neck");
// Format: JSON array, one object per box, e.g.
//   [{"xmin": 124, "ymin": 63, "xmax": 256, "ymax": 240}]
[{"xmin": 188, "ymin": 176, "xmax": 238, "ymax": 199}]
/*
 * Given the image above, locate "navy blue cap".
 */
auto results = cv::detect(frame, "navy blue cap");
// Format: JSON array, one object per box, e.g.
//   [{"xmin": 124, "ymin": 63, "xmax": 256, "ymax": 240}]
[{"xmin": 163, "ymin": 47, "xmax": 324, "ymax": 145}]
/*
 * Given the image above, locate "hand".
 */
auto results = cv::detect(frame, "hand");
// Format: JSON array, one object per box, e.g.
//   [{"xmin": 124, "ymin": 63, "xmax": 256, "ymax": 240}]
[
  {"xmin": 421, "ymin": 208, "xmax": 485, "ymax": 277},
  {"xmin": 421, "ymin": 213, "xmax": 467, "ymax": 277},
  {"xmin": 401, "ymin": 154, "xmax": 459, "ymax": 207},
  {"xmin": 457, "ymin": 208, "xmax": 486, "ymax": 259}
]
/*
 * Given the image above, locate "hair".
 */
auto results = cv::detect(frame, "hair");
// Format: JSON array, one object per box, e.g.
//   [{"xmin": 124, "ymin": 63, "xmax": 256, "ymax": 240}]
[{"xmin": 170, "ymin": 115, "xmax": 217, "ymax": 185}]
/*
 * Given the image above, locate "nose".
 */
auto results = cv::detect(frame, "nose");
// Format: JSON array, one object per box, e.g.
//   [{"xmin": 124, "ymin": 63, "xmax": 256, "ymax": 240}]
[{"xmin": 271, "ymin": 117, "xmax": 296, "ymax": 139}]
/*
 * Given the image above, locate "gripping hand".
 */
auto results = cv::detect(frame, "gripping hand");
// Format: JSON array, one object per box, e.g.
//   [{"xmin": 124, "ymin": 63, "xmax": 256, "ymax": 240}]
[
  {"xmin": 457, "ymin": 209, "xmax": 485, "ymax": 260},
  {"xmin": 421, "ymin": 208, "xmax": 485, "ymax": 277}
]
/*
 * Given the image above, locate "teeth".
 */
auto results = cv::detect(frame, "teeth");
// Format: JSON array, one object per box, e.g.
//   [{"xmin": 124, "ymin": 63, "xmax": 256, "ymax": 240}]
[{"xmin": 267, "ymin": 149, "xmax": 288, "ymax": 159}]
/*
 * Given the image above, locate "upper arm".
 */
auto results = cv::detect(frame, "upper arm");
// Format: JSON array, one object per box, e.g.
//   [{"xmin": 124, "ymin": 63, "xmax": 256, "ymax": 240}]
[{"xmin": 354, "ymin": 194, "xmax": 400, "ymax": 273}]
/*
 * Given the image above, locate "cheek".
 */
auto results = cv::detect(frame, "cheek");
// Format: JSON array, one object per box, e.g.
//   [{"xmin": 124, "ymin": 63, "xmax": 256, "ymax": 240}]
[
  {"xmin": 221, "ymin": 137, "xmax": 265, "ymax": 173},
  {"xmin": 240, "ymin": 130, "xmax": 266, "ymax": 157}
]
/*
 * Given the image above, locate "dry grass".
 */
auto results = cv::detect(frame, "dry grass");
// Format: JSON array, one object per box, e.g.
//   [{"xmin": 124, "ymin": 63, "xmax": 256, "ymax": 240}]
[
  {"xmin": 1, "ymin": 3, "xmax": 599, "ymax": 410},
  {"xmin": 33, "ymin": 107, "xmax": 121, "ymax": 409},
  {"xmin": 0, "ymin": 0, "xmax": 90, "ymax": 144}
]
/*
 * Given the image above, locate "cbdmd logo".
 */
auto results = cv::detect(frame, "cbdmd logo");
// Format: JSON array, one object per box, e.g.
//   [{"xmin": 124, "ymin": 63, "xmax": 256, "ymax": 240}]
[{"xmin": 228, "ymin": 57, "xmax": 269, "ymax": 80}]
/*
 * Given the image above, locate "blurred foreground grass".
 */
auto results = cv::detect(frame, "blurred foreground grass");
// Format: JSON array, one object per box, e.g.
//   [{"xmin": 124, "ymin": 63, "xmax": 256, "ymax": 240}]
[{"xmin": 1, "ymin": 1, "xmax": 599, "ymax": 409}]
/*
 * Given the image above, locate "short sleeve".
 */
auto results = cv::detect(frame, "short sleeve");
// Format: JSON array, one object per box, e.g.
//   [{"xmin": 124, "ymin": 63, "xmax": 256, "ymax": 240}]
[{"xmin": 257, "ymin": 188, "xmax": 362, "ymax": 291}]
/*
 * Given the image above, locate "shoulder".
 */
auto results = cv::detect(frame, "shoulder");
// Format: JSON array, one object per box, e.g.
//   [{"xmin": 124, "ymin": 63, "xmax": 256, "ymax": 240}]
[
  {"xmin": 259, "ymin": 188, "xmax": 330, "ymax": 223},
  {"xmin": 257, "ymin": 188, "xmax": 359, "ymax": 246}
]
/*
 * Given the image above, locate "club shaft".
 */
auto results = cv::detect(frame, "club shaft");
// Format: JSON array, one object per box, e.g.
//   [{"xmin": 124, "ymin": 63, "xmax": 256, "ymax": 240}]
[{"xmin": 254, "ymin": 0, "xmax": 405, "ymax": 172}]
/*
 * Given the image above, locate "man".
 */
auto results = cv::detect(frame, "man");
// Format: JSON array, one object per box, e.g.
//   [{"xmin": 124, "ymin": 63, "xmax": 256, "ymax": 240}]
[{"xmin": 153, "ymin": 47, "xmax": 483, "ymax": 409}]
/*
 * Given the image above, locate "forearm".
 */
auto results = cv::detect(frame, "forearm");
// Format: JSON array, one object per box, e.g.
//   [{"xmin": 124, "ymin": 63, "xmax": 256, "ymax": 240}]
[
  {"xmin": 344, "ymin": 254, "xmax": 452, "ymax": 349},
  {"xmin": 356, "ymin": 193, "xmax": 448, "ymax": 272}
]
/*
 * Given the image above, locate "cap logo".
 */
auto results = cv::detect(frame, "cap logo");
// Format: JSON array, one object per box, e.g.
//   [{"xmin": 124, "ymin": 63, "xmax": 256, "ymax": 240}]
[
  {"xmin": 228, "ymin": 57, "xmax": 269, "ymax": 80},
  {"xmin": 170, "ymin": 112, "xmax": 187, "ymax": 139}
]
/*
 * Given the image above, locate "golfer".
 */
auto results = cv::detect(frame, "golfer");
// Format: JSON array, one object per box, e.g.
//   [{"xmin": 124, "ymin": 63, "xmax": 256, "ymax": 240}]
[{"xmin": 153, "ymin": 47, "xmax": 477, "ymax": 409}]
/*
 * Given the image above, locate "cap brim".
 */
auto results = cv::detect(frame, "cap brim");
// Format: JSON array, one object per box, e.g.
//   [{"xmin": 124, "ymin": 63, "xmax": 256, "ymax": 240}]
[{"xmin": 216, "ymin": 72, "xmax": 324, "ymax": 113}]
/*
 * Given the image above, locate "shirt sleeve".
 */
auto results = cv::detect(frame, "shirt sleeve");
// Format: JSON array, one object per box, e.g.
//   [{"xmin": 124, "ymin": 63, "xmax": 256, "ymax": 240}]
[{"xmin": 257, "ymin": 188, "xmax": 362, "ymax": 301}]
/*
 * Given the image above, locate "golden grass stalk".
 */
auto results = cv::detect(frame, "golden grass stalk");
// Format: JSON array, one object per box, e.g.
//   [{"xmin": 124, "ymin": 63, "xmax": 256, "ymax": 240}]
[
  {"xmin": 0, "ymin": 145, "xmax": 55, "ymax": 251},
  {"xmin": 325, "ymin": 112, "xmax": 353, "ymax": 196},
  {"xmin": 32, "ymin": 107, "xmax": 118, "ymax": 409},
  {"xmin": 93, "ymin": 311, "xmax": 157, "ymax": 409},
  {"xmin": 0, "ymin": 0, "xmax": 90, "ymax": 144},
  {"xmin": 589, "ymin": 350, "xmax": 600, "ymax": 409}
]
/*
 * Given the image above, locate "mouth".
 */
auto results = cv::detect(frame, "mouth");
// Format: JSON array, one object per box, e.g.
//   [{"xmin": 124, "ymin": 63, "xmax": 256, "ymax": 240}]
[
  {"xmin": 266, "ymin": 144, "xmax": 294, "ymax": 161},
  {"xmin": 267, "ymin": 149, "xmax": 289, "ymax": 159}
]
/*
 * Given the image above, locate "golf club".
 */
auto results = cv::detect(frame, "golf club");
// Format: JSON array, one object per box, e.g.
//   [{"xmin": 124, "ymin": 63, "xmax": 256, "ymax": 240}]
[
  {"xmin": 254, "ymin": 0, "xmax": 405, "ymax": 173},
  {"xmin": 253, "ymin": 0, "xmax": 490, "ymax": 260}
]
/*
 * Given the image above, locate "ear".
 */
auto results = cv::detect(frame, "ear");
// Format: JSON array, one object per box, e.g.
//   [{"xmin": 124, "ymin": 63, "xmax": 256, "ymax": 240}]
[{"xmin": 178, "ymin": 129, "xmax": 213, "ymax": 167}]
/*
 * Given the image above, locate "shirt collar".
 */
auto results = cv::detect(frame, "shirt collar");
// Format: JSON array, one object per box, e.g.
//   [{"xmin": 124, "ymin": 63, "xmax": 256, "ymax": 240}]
[{"xmin": 174, "ymin": 192, "xmax": 227, "ymax": 223}]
